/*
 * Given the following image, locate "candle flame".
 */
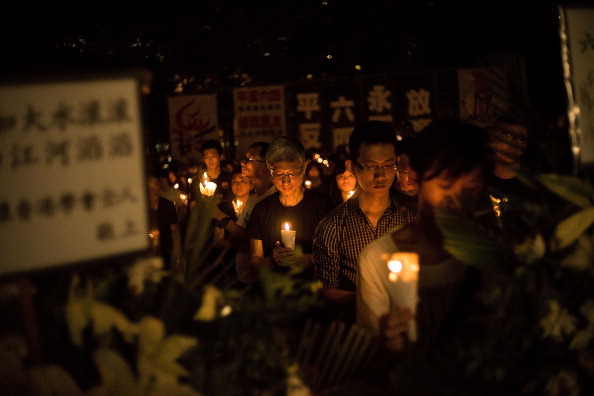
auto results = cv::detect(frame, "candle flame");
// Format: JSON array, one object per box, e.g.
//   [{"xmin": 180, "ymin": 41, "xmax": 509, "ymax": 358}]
[
  {"xmin": 304, "ymin": 180, "xmax": 312, "ymax": 188},
  {"xmin": 284, "ymin": 222, "xmax": 291, "ymax": 231},
  {"xmin": 387, "ymin": 254, "xmax": 419, "ymax": 283},
  {"xmin": 237, "ymin": 199, "xmax": 243, "ymax": 208},
  {"xmin": 348, "ymin": 190, "xmax": 355, "ymax": 197},
  {"xmin": 388, "ymin": 259, "xmax": 403, "ymax": 273}
]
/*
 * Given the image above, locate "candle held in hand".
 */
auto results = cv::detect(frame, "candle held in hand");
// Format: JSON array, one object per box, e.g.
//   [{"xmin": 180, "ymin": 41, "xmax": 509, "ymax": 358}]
[
  {"xmin": 281, "ymin": 222, "xmax": 296, "ymax": 249},
  {"xmin": 387, "ymin": 252, "xmax": 420, "ymax": 342},
  {"xmin": 199, "ymin": 172, "xmax": 217, "ymax": 197}
]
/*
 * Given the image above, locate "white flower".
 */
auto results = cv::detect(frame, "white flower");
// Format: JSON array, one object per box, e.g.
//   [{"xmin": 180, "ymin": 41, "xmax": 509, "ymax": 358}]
[
  {"xmin": 126, "ymin": 256, "xmax": 166, "ymax": 295},
  {"xmin": 90, "ymin": 302, "xmax": 136, "ymax": 343},
  {"xmin": 65, "ymin": 275, "xmax": 92, "ymax": 347},
  {"xmin": 514, "ymin": 234, "xmax": 546, "ymax": 263},
  {"xmin": 540, "ymin": 300, "xmax": 578, "ymax": 342},
  {"xmin": 194, "ymin": 285, "xmax": 222, "ymax": 322}
]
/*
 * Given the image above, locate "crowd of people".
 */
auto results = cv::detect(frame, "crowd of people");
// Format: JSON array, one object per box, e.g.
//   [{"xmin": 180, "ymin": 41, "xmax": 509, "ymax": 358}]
[{"xmin": 146, "ymin": 113, "xmax": 570, "ymax": 383}]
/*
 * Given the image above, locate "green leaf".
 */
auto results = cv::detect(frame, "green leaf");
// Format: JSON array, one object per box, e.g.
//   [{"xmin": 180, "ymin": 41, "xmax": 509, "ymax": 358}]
[
  {"xmin": 537, "ymin": 174, "xmax": 594, "ymax": 208},
  {"xmin": 437, "ymin": 212, "xmax": 514, "ymax": 271},
  {"xmin": 552, "ymin": 207, "xmax": 594, "ymax": 250},
  {"xmin": 149, "ymin": 335, "xmax": 198, "ymax": 378}
]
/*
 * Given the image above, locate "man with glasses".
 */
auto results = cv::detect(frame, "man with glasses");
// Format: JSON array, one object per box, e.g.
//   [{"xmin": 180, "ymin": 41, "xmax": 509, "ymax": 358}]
[
  {"xmin": 486, "ymin": 114, "xmax": 535, "ymax": 241},
  {"xmin": 245, "ymin": 136, "xmax": 335, "ymax": 280},
  {"xmin": 391, "ymin": 136, "xmax": 419, "ymax": 211},
  {"xmin": 313, "ymin": 121, "xmax": 417, "ymax": 323}
]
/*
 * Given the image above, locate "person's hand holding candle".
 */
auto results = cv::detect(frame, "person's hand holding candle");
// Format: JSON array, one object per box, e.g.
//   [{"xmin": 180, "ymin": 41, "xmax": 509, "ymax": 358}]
[
  {"xmin": 281, "ymin": 222, "xmax": 296, "ymax": 249},
  {"xmin": 273, "ymin": 222, "xmax": 299, "ymax": 267},
  {"xmin": 382, "ymin": 252, "xmax": 420, "ymax": 350},
  {"xmin": 199, "ymin": 172, "xmax": 217, "ymax": 197}
]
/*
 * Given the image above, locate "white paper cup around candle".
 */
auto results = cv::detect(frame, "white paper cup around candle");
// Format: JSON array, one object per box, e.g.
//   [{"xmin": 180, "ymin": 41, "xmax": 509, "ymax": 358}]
[
  {"xmin": 387, "ymin": 252, "xmax": 420, "ymax": 342},
  {"xmin": 199, "ymin": 172, "xmax": 217, "ymax": 196},
  {"xmin": 281, "ymin": 222, "xmax": 296, "ymax": 249}
]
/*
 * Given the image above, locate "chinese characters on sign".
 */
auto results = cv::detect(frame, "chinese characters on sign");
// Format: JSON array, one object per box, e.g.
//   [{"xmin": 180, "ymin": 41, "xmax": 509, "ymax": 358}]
[
  {"xmin": 233, "ymin": 85, "xmax": 286, "ymax": 157},
  {"xmin": 296, "ymin": 92, "xmax": 322, "ymax": 150},
  {"xmin": 0, "ymin": 76, "xmax": 149, "ymax": 276}
]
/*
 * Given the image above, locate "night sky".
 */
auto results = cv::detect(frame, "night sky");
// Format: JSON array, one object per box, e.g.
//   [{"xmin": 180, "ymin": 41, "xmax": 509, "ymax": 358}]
[{"xmin": 0, "ymin": 1, "xmax": 586, "ymax": 134}]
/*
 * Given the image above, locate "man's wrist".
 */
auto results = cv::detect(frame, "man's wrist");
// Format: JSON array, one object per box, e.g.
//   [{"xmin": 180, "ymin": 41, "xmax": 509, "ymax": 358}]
[{"xmin": 216, "ymin": 215, "xmax": 231, "ymax": 229}]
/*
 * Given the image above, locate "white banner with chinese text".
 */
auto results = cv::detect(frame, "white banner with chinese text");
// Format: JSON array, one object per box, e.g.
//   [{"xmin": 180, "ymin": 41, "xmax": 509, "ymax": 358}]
[{"xmin": 233, "ymin": 85, "xmax": 287, "ymax": 157}]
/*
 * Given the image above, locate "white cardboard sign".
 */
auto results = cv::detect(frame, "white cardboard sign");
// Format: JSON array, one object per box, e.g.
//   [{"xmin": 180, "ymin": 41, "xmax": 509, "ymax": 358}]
[
  {"xmin": 560, "ymin": 6, "xmax": 594, "ymax": 168},
  {"xmin": 0, "ymin": 74, "xmax": 150, "ymax": 276}
]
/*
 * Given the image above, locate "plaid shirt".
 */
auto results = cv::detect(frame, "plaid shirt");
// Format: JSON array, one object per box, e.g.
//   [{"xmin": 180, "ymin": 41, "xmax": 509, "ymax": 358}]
[{"xmin": 313, "ymin": 193, "xmax": 417, "ymax": 293}]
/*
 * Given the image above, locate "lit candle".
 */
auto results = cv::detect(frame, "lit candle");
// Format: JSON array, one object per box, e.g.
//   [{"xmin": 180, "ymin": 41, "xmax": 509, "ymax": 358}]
[
  {"xmin": 199, "ymin": 172, "xmax": 217, "ymax": 197},
  {"xmin": 233, "ymin": 199, "xmax": 244, "ymax": 216},
  {"xmin": 387, "ymin": 252, "xmax": 420, "ymax": 342},
  {"xmin": 149, "ymin": 228, "xmax": 160, "ymax": 255},
  {"xmin": 348, "ymin": 190, "xmax": 355, "ymax": 198},
  {"xmin": 304, "ymin": 180, "xmax": 312, "ymax": 189},
  {"xmin": 281, "ymin": 221, "xmax": 296, "ymax": 249}
]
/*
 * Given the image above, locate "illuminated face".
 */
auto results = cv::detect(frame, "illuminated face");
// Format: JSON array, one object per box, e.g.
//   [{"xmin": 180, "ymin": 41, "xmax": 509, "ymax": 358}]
[
  {"xmin": 230, "ymin": 174, "xmax": 252, "ymax": 199},
  {"xmin": 490, "ymin": 123, "xmax": 528, "ymax": 165},
  {"xmin": 202, "ymin": 148, "xmax": 221, "ymax": 171},
  {"xmin": 270, "ymin": 160, "xmax": 304, "ymax": 197},
  {"xmin": 348, "ymin": 143, "xmax": 397, "ymax": 198},
  {"xmin": 240, "ymin": 146, "xmax": 267, "ymax": 180},
  {"xmin": 335, "ymin": 170, "xmax": 357, "ymax": 193},
  {"xmin": 420, "ymin": 167, "xmax": 485, "ymax": 212},
  {"xmin": 395, "ymin": 153, "xmax": 419, "ymax": 196}
]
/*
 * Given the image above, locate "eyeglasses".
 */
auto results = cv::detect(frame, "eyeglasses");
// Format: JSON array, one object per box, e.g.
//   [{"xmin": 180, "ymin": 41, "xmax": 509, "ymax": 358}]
[
  {"xmin": 241, "ymin": 155, "xmax": 266, "ymax": 164},
  {"xmin": 270, "ymin": 170, "xmax": 302, "ymax": 181},
  {"xmin": 353, "ymin": 161, "xmax": 397, "ymax": 174}
]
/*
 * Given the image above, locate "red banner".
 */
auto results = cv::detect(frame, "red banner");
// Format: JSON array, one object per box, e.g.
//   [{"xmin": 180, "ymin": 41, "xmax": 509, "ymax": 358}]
[{"xmin": 168, "ymin": 94, "xmax": 218, "ymax": 164}]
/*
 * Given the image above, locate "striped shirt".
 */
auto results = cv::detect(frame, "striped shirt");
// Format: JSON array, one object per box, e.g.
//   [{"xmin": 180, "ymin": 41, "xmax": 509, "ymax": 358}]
[{"xmin": 313, "ymin": 193, "xmax": 417, "ymax": 293}]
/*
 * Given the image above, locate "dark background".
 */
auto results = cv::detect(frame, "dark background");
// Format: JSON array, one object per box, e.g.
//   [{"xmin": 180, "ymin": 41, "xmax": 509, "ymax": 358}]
[{"xmin": 0, "ymin": 0, "xmax": 588, "ymax": 144}]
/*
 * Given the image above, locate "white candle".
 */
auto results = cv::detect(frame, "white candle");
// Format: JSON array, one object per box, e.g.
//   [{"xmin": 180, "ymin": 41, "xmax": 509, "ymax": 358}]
[
  {"xmin": 387, "ymin": 252, "xmax": 420, "ymax": 342},
  {"xmin": 304, "ymin": 180, "xmax": 312, "ymax": 189},
  {"xmin": 281, "ymin": 222, "xmax": 296, "ymax": 249},
  {"xmin": 199, "ymin": 172, "xmax": 217, "ymax": 197}
]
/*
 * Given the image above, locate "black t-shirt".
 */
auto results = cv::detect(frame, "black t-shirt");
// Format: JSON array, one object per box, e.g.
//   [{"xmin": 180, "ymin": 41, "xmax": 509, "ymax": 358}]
[{"xmin": 246, "ymin": 189, "xmax": 336, "ymax": 257}]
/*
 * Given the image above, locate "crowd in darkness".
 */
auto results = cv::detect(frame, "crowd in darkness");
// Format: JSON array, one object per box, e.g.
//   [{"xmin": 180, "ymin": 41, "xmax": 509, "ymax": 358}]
[{"xmin": 147, "ymin": 113, "xmax": 573, "ymax": 389}]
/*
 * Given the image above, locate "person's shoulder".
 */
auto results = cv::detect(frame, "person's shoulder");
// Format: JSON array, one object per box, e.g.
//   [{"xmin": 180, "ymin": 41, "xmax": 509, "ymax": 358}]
[
  {"xmin": 390, "ymin": 192, "xmax": 418, "ymax": 213},
  {"xmin": 316, "ymin": 197, "xmax": 354, "ymax": 227},
  {"xmin": 360, "ymin": 228, "xmax": 398, "ymax": 258},
  {"xmin": 253, "ymin": 191, "xmax": 280, "ymax": 210},
  {"xmin": 158, "ymin": 196, "xmax": 176, "ymax": 211},
  {"xmin": 304, "ymin": 188, "xmax": 335, "ymax": 204}
]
